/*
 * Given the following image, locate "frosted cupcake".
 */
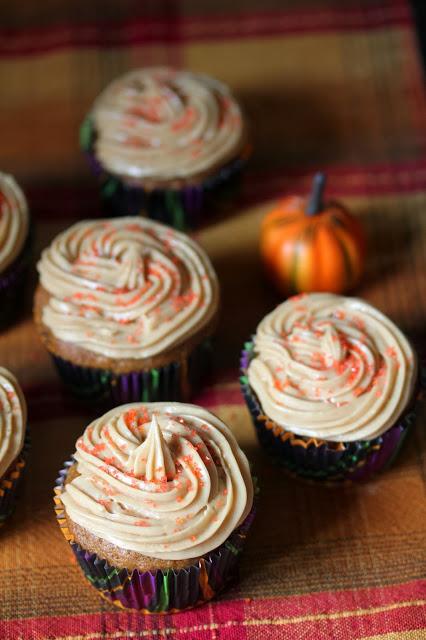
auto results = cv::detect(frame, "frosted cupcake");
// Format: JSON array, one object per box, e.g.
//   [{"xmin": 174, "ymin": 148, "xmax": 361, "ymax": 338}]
[
  {"xmin": 0, "ymin": 367, "xmax": 28, "ymax": 525},
  {"xmin": 54, "ymin": 402, "xmax": 255, "ymax": 613},
  {"xmin": 80, "ymin": 67, "xmax": 250, "ymax": 229},
  {"xmin": 0, "ymin": 172, "xmax": 31, "ymax": 328},
  {"xmin": 240, "ymin": 293, "xmax": 420, "ymax": 483},
  {"xmin": 34, "ymin": 217, "xmax": 219, "ymax": 404}
]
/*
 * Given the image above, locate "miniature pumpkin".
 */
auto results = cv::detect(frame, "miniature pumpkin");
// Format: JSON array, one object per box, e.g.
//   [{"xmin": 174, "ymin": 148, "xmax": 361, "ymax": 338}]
[{"xmin": 260, "ymin": 173, "xmax": 366, "ymax": 295}]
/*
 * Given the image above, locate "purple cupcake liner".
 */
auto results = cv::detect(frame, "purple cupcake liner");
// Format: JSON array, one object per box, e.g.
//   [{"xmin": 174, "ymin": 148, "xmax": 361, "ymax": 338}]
[
  {"xmin": 0, "ymin": 231, "xmax": 32, "ymax": 329},
  {"xmin": 80, "ymin": 115, "xmax": 249, "ymax": 230},
  {"xmin": 50, "ymin": 338, "xmax": 213, "ymax": 407},
  {"xmin": 54, "ymin": 459, "xmax": 256, "ymax": 613},
  {"xmin": 0, "ymin": 430, "xmax": 30, "ymax": 526},
  {"xmin": 240, "ymin": 340, "xmax": 423, "ymax": 484}
]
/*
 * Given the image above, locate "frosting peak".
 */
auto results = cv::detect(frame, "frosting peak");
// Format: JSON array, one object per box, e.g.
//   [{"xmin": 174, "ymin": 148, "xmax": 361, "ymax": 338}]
[
  {"xmin": 114, "ymin": 243, "xmax": 145, "ymax": 290},
  {"xmin": 248, "ymin": 293, "xmax": 417, "ymax": 442},
  {"xmin": 128, "ymin": 414, "xmax": 176, "ymax": 482},
  {"xmin": 60, "ymin": 402, "xmax": 253, "ymax": 560}
]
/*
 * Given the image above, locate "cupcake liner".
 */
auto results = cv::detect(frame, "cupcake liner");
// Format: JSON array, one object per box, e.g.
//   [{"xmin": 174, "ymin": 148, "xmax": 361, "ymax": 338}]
[
  {"xmin": 240, "ymin": 340, "xmax": 423, "ymax": 484},
  {"xmin": 0, "ymin": 230, "xmax": 32, "ymax": 329},
  {"xmin": 51, "ymin": 338, "xmax": 213, "ymax": 406},
  {"xmin": 54, "ymin": 459, "xmax": 256, "ymax": 613},
  {"xmin": 0, "ymin": 430, "xmax": 30, "ymax": 525},
  {"xmin": 81, "ymin": 115, "xmax": 249, "ymax": 230}
]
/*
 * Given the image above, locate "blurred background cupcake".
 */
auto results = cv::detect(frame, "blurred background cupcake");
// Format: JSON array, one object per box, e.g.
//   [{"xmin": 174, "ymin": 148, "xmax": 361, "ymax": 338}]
[
  {"xmin": 34, "ymin": 216, "xmax": 219, "ymax": 405},
  {"xmin": 0, "ymin": 172, "xmax": 31, "ymax": 328},
  {"xmin": 80, "ymin": 67, "xmax": 250, "ymax": 230},
  {"xmin": 0, "ymin": 367, "xmax": 28, "ymax": 526},
  {"xmin": 240, "ymin": 293, "xmax": 421, "ymax": 484},
  {"xmin": 54, "ymin": 401, "xmax": 255, "ymax": 613}
]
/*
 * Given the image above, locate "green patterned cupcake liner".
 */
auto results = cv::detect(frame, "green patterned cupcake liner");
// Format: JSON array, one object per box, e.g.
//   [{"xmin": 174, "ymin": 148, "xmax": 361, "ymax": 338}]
[
  {"xmin": 81, "ymin": 115, "xmax": 249, "ymax": 231},
  {"xmin": 54, "ymin": 459, "xmax": 256, "ymax": 613},
  {"xmin": 51, "ymin": 338, "xmax": 213, "ymax": 406}
]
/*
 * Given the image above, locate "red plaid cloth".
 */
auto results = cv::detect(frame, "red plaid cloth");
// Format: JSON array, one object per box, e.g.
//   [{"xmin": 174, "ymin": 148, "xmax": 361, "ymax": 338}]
[{"xmin": 0, "ymin": 1, "xmax": 425, "ymax": 638}]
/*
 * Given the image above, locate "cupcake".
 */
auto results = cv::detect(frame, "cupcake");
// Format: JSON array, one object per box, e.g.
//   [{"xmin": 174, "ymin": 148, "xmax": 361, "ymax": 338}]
[
  {"xmin": 80, "ymin": 67, "xmax": 250, "ymax": 230},
  {"xmin": 34, "ymin": 217, "xmax": 219, "ymax": 404},
  {"xmin": 54, "ymin": 402, "xmax": 255, "ymax": 613},
  {"xmin": 0, "ymin": 367, "xmax": 28, "ymax": 525},
  {"xmin": 0, "ymin": 172, "xmax": 31, "ymax": 328},
  {"xmin": 240, "ymin": 293, "xmax": 421, "ymax": 483}
]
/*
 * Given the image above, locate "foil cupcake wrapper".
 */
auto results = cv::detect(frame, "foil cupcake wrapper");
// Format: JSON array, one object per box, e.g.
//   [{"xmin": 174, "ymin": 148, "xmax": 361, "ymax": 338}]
[
  {"xmin": 51, "ymin": 338, "xmax": 213, "ymax": 406},
  {"xmin": 54, "ymin": 460, "xmax": 256, "ymax": 613},
  {"xmin": 0, "ymin": 430, "xmax": 30, "ymax": 525},
  {"xmin": 240, "ymin": 340, "xmax": 423, "ymax": 483},
  {"xmin": 0, "ymin": 230, "xmax": 32, "ymax": 329},
  {"xmin": 81, "ymin": 115, "xmax": 249, "ymax": 231}
]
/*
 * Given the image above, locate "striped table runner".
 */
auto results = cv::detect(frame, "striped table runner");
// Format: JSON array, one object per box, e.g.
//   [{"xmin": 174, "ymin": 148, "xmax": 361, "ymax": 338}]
[{"xmin": 0, "ymin": 1, "xmax": 425, "ymax": 638}]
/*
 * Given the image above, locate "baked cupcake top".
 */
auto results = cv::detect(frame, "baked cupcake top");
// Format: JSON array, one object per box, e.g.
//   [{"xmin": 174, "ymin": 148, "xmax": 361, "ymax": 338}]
[
  {"xmin": 60, "ymin": 402, "xmax": 253, "ymax": 560},
  {"xmin": 0, "ymin": 172, "xmax": 29, "ymax": 273},
  {"xmin": 247, "ymin": 293, "xmax": 417, "ymax": 442},
  {"xmin": 37, "ymin": 217, "xmax": 219, "ymax": 360},
  {"xmin": 0, "ymin": 367, "xmax": 27, "ymax": 479},
  {"xmin": 89, "ymin": 67, "xmax": 245, "ymax": 183}
]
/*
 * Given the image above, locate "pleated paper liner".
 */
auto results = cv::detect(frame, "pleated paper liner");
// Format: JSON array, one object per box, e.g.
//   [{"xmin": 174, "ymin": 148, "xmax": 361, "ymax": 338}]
[
  {"xmin": 0, "ymin": 229, "xmax": 32, "ymax": 329},
  {"xmin": 54, "ymin": 460, "xmax": 256, "ymax": 614},
  {"xmin": 51, "ymin": 338, "xmax": 213, "ymax": 407},
  {"xmin": 80, "ymin": 115, "xmax": 250, "ymax": 231},
  {"xmin": 0, "ymin": 430, "xmax": 30, "ymax": 526},
  {"xmin": 240, "ymin": 340, "xmax": 423, "ymax": 484}
]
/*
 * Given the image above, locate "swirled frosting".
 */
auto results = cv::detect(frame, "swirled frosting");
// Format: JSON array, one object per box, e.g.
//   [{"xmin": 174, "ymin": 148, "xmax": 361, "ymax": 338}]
[
  {"xmin": 91, "ymin": 67, "xmax": 244, "ymax": 182},
  {"xmin": 247, "ymin": 293, "xmax": 417, "ymax": 442},
  {"xmin": 37, "ymin": 217, "xmax": 219, "ymax": 360},
  {"xmin": 0, "ymin": 367, "xmax": 27, "ymax": 479},
  {"xmin": 0, "ymin": 172, "xmax": 29, "ymax": 272},
  {"xmin": 60, "ymin": 402, "xmax": 253, "ymax": 560}
]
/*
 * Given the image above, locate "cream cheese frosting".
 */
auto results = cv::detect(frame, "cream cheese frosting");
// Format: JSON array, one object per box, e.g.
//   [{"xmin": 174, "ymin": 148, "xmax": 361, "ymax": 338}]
[
  {"xmin": 37, "ymin": 217, "xmax": 219, "ymax": 360},
  {"xmin": 91, "ymin": 67, "xmax": 244, "ymax": 182},
  {"xmin": 0, "ymin": 172, "xmax": 29, "ymax": 273},
  {"xmin": 60, "ymin": 402, "xmax": 254, "ymax": 560},
  {"xmin": 0, "ymin": 367, "xmax": 27, "ymax": 479},
  {"xmin": 247, "ymin": 293, "xmax": 417, "ymax": 442}
]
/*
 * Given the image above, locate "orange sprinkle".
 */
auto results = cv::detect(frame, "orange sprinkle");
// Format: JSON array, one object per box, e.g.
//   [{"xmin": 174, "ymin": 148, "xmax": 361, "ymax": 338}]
[
  {"xmin": 353, "ymin": 387, "xmax": 365, "ymax": 397},
  {"xmin": 385, "ymin": 347, "xmax": 397, "ymax": 358},
  {"xmin": 91, "ymin": 442, "xmax": 106, "ymax": 455},
  {"xmin": 135, "ymin": 520, "xmax": 150, "ymax": 527},
  {"xmin": 72, "ymin": 292, "xmax": 98, "ymax": 301},
  {"xmin": 97, "ymin": 498, "xmax": 112, "ymax": 509},
  {"xmin": 124, "ymin": 409, "xmax": 138, "ymax": 428}
]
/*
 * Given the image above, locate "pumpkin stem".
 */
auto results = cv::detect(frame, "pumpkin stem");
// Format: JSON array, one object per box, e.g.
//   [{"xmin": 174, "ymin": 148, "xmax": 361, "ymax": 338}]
[{"xmin": 306, "ymin": 173, "xmax": 326, "ymax": 216}]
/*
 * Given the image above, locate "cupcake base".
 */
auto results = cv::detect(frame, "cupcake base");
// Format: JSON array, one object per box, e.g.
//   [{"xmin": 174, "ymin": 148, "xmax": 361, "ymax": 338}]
[
  {"xmin": 240, "ymin": 341, "xmax": 422, "ymax": 484},
  {"xmin": 81, "ymin": 116, "xmax": 250, "ymax": 231},
  {"xmin": 0, "ymin": 431, "xmax": 30, "ymax": 525},
  {"xmin": 51, "ymin": 338, "xmax": 213, "ymax": 406},
  {"xmin": 54, "ymin": 460, "xmax": 256, "ymax": 613}
]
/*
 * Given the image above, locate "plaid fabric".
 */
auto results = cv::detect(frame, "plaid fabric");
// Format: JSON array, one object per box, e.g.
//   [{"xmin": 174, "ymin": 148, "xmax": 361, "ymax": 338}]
[{"xmin": 0, "ymin": 0, "xmax": 425, "ymax": 638}]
